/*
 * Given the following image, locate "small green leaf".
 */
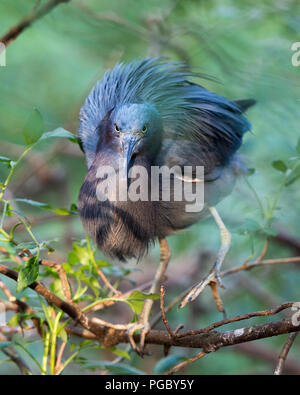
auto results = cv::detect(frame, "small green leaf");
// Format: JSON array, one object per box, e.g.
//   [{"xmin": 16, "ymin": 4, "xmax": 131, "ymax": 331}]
[
  {"xmin": 15, "ymin": 199, "xmax": 76, "ymax": 216},
  {"xmin": 109, "ymin": 347, "xmax": 131, "ymax": 360},
  {"xmin": 0, "ymin": 156, "xmax": 11, "ymax": 163},
  {"xmin": 7, "ymin": 315, "xmax": 19, "ymax": 327},
  {"xmin": 17, "ymin": 256, "xmax": 39, "ymax": 292},
  {"xmin": 38, "ymin": 128, "xmax": 79, "ymax": 144},
  {"xmin": 73, "ymin": 280, "xmax": 88, "ymax": 302},
  {"xmin": 58, "ymin": 327, "xmax": 68, "ymax": 343},
  {"xmin": 50, "ymin": 278, "xmax": 65, "ymax": 300},
  {"xmin": 5, "ymin": 203, "xmax": 13, "ymax": 218},
  {"xmin": 262, "ymin": 226, "xmax": 278, "ymax": 236},
  {"xmin": 272, "ymin": 160, "xmax": 287, "ymax": 173},
  {"xmin": 153, "ymin": 355, "xmax": 187, "ymax": 374},
  {"xmin": 0, "ymin": 156, "xmax": 16, "ymax": 169},
  {"xmin": 0, "ymin": 156, "xmax": 11, "ymax": 166},
  {"xmin": 127, "ymin": 291, "xmax": 159, "ymax": 315},
  {"xmin": 16, "ymin": 242, "xmax": 38, "ymax": 251},
  {"xmin": 53, "ymin": 208, "xmax": 73, "ymax": 216},
  {"xmin": 95, "ymin": 260, "xmax": 110, "ymax": 267},
  {"xmin": 15, "ymin": 198, "xmax": 52, "ymax": 210},
  {"xmin": 247, "ymin": 167, "xmax": 256, "ymax": 175},
  {"xmin": 129, "ymin": 290, "xmax": 160, "ymax": 301},
  {"xmin": 23, "ymin": 109, "xmax": 45, "ymax": 146},
  {"xmin": 0, "ymin": 240, "xmax": 17, "ymax": 255},
  {"xmin": 236, "ymin": 218, "xmax": 261, "ymax": 235},
  {"xmin": 285, "ymin": 164, "xmax": 300, "ymax": 186},
  {"xmin": 70, "ymin": 203, "xmax": 78, "ymax": 212}
]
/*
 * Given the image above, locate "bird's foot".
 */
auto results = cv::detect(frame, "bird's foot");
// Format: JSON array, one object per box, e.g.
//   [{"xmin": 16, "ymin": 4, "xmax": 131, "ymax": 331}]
[
  {"xmin": 126, "ymin": 320, "xmax": 151, "ymax": 357},
  {"xmin": 179, "ymin": 265, "xmax": 225, "ymax": 311}
]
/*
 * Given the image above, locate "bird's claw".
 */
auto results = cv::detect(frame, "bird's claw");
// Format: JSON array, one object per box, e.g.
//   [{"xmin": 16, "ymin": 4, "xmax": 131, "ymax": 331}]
[
  {"xmin": 179, "ymin": 266, "xmax": 224, "ymax": 309},
  {"xmin": 126, "ymin": 322, "xmax": 150, "ymax": 357}
]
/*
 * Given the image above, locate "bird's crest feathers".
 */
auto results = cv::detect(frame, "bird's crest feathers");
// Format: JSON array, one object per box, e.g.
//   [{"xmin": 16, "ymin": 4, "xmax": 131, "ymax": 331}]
[{"xmin": 79, "ymin": 58, "xmax": 253, "ymax": 167}]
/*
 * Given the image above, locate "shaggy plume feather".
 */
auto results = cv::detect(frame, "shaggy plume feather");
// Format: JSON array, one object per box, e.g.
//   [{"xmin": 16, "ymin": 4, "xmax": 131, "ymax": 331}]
[{"xmin": 79, "ymin": 58, "xmax": 251, "ymax": 168}]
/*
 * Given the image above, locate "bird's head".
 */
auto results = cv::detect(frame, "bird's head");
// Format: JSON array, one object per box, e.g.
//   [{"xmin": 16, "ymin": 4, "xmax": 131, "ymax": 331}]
[{"xmin": 110, "ymin": 102, "xmax": 163, "ymax": 179}]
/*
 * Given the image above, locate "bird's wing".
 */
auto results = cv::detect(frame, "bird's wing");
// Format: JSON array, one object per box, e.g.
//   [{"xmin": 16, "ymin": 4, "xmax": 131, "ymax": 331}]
[
  {"xmin": 167, "ymin": 82, "xmax": 254, "ymax": 167},
  {"xmin": 157, "ymin": 139, "xmax": 222, "ymax": 180}
]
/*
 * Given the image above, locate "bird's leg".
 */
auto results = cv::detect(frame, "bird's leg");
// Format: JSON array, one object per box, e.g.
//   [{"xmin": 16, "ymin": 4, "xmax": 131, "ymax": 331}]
[
  {"xmin": 180, "ymin": 206, "xmax": 231, "ymax": 315},
  {"xmin": 127, "ymin": 238, "xmax": 171, "ymax": 355}
]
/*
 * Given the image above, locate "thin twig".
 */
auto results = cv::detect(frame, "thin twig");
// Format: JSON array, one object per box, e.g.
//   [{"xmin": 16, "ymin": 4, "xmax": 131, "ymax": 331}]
[
  {"xmin": 0, "ymin": 0, "xmax": 71, "ymax": 47},
  {"xmin": 0, "ymin": 281, "xmax": 42, "ymax": 336},
  {"xmin": 274, "ymin": 332, "xmax": 299, "ymax": 375},
  {"xmin": 19, "ymin": 249, "xmax": 73, "ymax": 304},
  {"xmin": 94, "ymin": 266, "xmax": 121, "ymax": 297},
  {"xmin": 54, "ymin": 341, "xmax": 67, "ymax": 375},
  {"xmin": 167, "ymin": 351, "xmax": 207, "ymax": 375},
  {"xmin": 39, "ymin": 260, "xmax": 73, "ymax": 303},
  {"xmin": 222, "ymin": 256, "xmax": 300, "ymax": 277},
  {"xmin": 0, "ymin": 333, "xmax": 32, "ymax": 375},
  {"xmin": 174, "ymin": 302, "xmax": 296, "ymax": 339},
  {"xmin": 160, "ymin": 285, "xmax": 175, "ymax": 338}
]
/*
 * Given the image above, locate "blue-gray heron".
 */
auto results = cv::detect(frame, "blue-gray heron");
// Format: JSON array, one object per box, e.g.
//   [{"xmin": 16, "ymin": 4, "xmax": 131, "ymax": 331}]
[{"xmin": 78, "ymin": 58, "xmax": 255, "ymax": 353}]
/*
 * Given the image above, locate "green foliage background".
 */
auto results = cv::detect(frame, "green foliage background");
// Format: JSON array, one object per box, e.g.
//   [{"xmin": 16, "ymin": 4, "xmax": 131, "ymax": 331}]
[{"xmin": 0, "ymin": 0, "xmax": 300, "ymax": 375}]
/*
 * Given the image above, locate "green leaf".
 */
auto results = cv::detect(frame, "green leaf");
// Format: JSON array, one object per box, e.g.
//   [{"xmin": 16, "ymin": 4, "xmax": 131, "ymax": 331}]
[
  {"xmin": 16, "ymin": 242, "xmax": 38, "ymax": 251},
  {"xmin": 7, "ymin": 315, "xmax": 19, "ymax": 327},
  {"xmin": 73, "ymin": 280, "xmax": 88, "ymax": 302},
  {"xmin": 23, "ymin": 109, "xmax": 45, "ymax": 146},
  {"xmin": 70, "ymin": 203, "xmax": 78, "ymax": 212},
  {"xmin": 68, "ymin": 243, "xmax": 91, "ymax": 267},
  {"xmin": 0, "ymin": 156, "xmax": 11, "ymax": 163},
  {"xmin": 153, "ymin": 355, "xmax": 187, "ymax": 374},
  {"xmin": 0, "ymin": 240, "xmax": 17, "ymax": 255},
  {"xmin": 15, "ymin": 198, "xmax": 52, "ymax": 210},
  {"xmin": 128, "ymin": 290, "xmax": 160, "ymax": 301},
  {"xmin": 38, "ymin": 128, "xmax": 79, "ymax": 144},
  {"xmin": 50, "ymin": 278, "xmax": 65, "ymax": 300},
  {"xmin": 285, "ymin": 164, "xmax": 300, "ymax": 186},
  {"xmin": 127, "ymin": 291, "xmax": 159, "ymax": 315},
  {"xmin": 109, "ymin": 347, "xmax": 131, "ymax": 360},
  {"xmin": 95, "ymin": 260, "xmax": 110, "ymax": 267},
  {"xmin": 0, "ymin": 156, "xmax": 16, "ymax": 169},
  {"xmin": 15, "ymin": 198, "xmax": 76, "ymax": 216},
  {"xmin": 262, "ymin": 226, "xmax": 278, "ymax": 236},
  {"xmin": 41, "ymin": 302, "xmax": 55, "ymax": 331},
  {"xmin": 236, "ymin": 218, "xmax": 261, "ymax": 235},
  {"xmin": 53, "ymin": 208, "xmax": 73, "ymax": 216},
  {"xmin": 17, "ymin": 256, "xmax": 39, "ymax": 292},
  {"xmin": 272, "ymin": 160, "xmax": 287, "ymax": 173},
  {"xmin": 58, "ymin": 327, "xmax": 68, "ymax": 343}
]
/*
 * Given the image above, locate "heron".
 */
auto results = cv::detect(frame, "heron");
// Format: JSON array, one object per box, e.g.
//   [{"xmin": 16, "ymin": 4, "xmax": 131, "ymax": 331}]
[{"xmin": 78, "ymin": 58, "xmax": 255, "ymax": 353}]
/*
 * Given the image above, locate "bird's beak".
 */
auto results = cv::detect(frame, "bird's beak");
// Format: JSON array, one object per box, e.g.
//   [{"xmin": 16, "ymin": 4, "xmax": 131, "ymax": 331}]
[{"xmin": 120, "ymin": 135, "xmax": 140, "ymax": 180}]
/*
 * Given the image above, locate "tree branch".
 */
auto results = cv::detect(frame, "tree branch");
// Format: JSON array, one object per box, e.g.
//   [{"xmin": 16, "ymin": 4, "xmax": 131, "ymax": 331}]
[{"xmin": 0, "ymin": 0, "xmax": 71, "ymax": 47}]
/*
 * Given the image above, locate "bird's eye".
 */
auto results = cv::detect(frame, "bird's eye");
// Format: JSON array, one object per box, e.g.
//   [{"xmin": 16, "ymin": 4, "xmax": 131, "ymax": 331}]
[
  {"xmin": 114, "ymin": 123, "xmax": 120, "ymax": 133},
  {"xmin": 142, "ymin": 124, "xmax": 147, "ymax": 133}
]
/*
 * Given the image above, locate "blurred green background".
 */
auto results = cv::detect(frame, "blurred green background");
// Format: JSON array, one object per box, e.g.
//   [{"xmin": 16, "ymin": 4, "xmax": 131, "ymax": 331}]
[{"xmin": 0, "ymin": 0, "xmax": 300, "ymax": 374}]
